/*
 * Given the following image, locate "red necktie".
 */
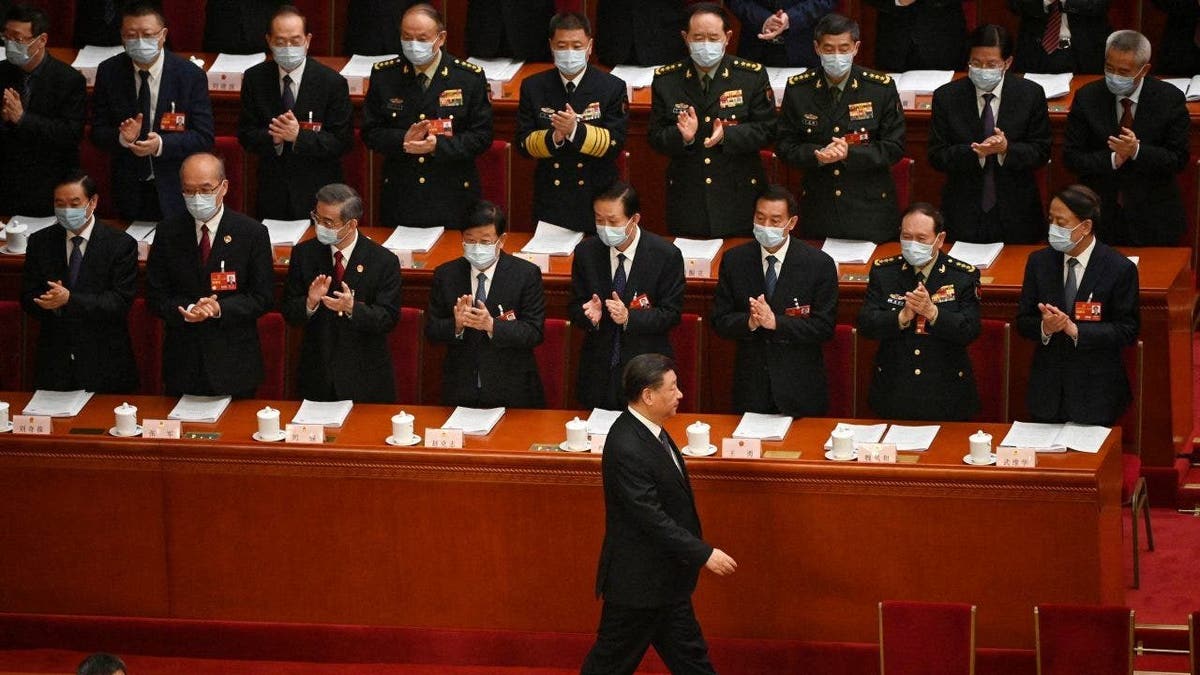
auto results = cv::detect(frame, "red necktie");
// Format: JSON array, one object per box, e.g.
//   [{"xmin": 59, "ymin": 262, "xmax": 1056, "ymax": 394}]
[
  {"xmin": 199, "ymin": 225, "xmax": 211, "ymax": 267},
  {"xmin": 333, "ymin": 250, "xmax": 345, "ymax": 285},
  {"xmin": 1119, "ymin": 97, "xmax": 1134, "ymax": 130},
  {"xmin": 1042, "ymin": 1, "xmax": 1063, "ymax": 54}
]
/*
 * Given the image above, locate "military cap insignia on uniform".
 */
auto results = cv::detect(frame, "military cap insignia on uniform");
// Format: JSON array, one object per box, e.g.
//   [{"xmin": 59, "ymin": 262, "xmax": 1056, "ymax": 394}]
[
  {"xmin": 374, "ymin": 57, "xmax": 401, "ymax": 70},
  {"xmin": 873, "ymin": 254, "xmax": 903, "ymax": 266},
  {"xmin": 654, "ymin": 61, "xmax": 686, "ymax": 76},
  {"xmin": 453, "ymin": 58, "xmax": 483, "ymax": 74},
  {"xmin": 788, "ymin": 70, "xmax": 817, "ymax": 86},
  {"xmin": 732, "ymin": 59, "xmax": 762, "ymax": 72}
]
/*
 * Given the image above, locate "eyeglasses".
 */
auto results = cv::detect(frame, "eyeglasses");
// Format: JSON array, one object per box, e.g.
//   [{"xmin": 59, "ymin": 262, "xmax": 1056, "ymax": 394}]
[
  {"xmin": 310, "ymin": 211, "xmax": 342, "ymax": 228},
  {"xmin": 2, "ymin": 34, "xmax": 38, "ymax": 45},
  {"xmin": 120, "ymin": 28, "xmax": 164, "ymax": 41},
  {"xmin": 967, "ymin": 60, "xmax": 1005, "ymax": 70},
  {"xmin": 181, "ymin": 185, "xmax": 222, "ymax": 198},
  {"xmin": 269, "ymin": 37, "xmax": 307, "ymax": 48}
]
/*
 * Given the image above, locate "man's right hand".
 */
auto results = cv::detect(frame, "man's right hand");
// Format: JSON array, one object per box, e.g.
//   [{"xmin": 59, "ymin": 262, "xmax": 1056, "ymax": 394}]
[
  {"xmin": 705, "ymin": 548, "xmax": 737, "ymax": 576},
  {"xmin": 583, "ymin": 293, "xmax": 603, "ymax": 326}
]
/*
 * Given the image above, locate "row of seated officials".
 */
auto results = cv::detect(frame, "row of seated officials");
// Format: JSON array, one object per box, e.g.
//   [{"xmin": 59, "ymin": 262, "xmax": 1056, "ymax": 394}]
[
  {"xmin": 0, "ymin": 3, "xmax": 1192, "ymax": 252},
  {"xmin": 21, "ymin": 152, "xmax": 1138, "ymax": 432}
]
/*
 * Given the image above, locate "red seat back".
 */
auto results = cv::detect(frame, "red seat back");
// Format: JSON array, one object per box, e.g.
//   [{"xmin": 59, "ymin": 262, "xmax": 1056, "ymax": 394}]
[
  {"xmin": 1177, "ymin": 159, "xmax": 1199, "ymax": 278},
  {"xmin": 967, "ymin": 319, "xmax": 1010, "ymax": 423},
  {"xmin": 1035, "ymin": 604, "xmax": 1134, "ymax": 675},
  {"xmin": 128, "ymin": 298, "xmax": 164, "ymax": 395},
  {"xmin": 0, "ymin": 301, "xmax": 22, "ymax": 391},
  {"xmin": 615, "ymin": 150, "xmax": 630, "ymax": 183},
  {"xmin": 1116, "ymin": 340, "xmax": 1143, "ymax": 456},
  {"xmin": 823, "ymin": 324, "xmax": 856, "ymax": 418},
  {"xmin": 214, "ymin": 136, "xmax": 246, "ymax": 214},
  {"xmin": 478, "ymin": 140, "xmax": 511, "ymax": 212},
  {"xmin": 534, "ymin": 318, "xmax": 571, "ymax": 409},
  {"xmin": 255, "ymin": 312, "xmax": 286, "ymax": 400},
  {"xmin": 669, "ymin": 314, "xmax": 703, "ymax": 414},
  {"xmin": 390, "ymin": 307, "xmax": 424, "ymax": 405},
  {"xmin": 80, "ymin": 130, "xmax": 118, "ymax": 220},
  {"xmin": 293, "ymin": 0, "xmax": 333, "ymax": 56},
  {"xmin": 879, "ymin": 601, "xmax": 976, "ymax": 675},
  {"xmin": 343, "ymin": 130, "xmax": 372, "ymax": 225},
  {"xmin": 161, "ymin": 0, "xmax": 205, "ymax": 53},
  {"xmin": 892, "ymin": 157, "xmax": 914, "ymax": 211},
  {"xmin": 760, "ymin": 149, "xmax": 778, "ymax": 185}
]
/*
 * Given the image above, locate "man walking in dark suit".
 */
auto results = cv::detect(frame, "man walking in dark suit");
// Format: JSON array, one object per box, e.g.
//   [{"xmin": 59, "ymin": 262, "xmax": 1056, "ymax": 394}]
[
  {"xmin": 570, "ymin": 183, "xmax": 684, "ymax": 411},
  {"xmin": 426, "ymin": 202, "xmax": 546, "ymax": 408},
  {"xmin": 20, "ymin": 172, "xmax": 138, "ymax": 394},
  {"xmin": 1010, "ymin": 0, "xmax": 1110, "ymax": 74},
  {"xmin": 596, "ymin": 0, "xmax": 689, "ymax": 67},
  {"xmin": 466, "ymin": 0, "xmax": 555, "ymax": 63},
  {"xmin": 728, "ymin": 0, "xmax": 836, "ymax": 68},
  {"xmin": 1016, "ymin": 184, "xmax": 1139, "ymax": 426},
  {"xmin": 712, "ymin": 185, "xmax": 838, "ymax": 417},
  {"xmin": 862, "ymin": 0, "xmax": 968, "ymax": 71},
  {"xmin": 516, "ymin": 11, "xmax": 628, "ymax": 233},
  {"xmin": 91, "ymin": 2, "xmax": 214, "ymax": 222},
  {"xmin": 146, "ymin": 153, "xmax": 274, "ymax": 398},
  {"xmin": 239, "ymin": 5, "xmax": 353, "ymax": 221},
  {"xmin": 0, "ymin": 5, "xmax": 86, "ymax": 218},
  {"xmin": 929, "ymin": 24, "xmax": 1052, "ymax": 243},
  {"xmin": 282, "ymin": 184, "xmax": 402, "ymax": 403},
  {"xmin": 1063, "ymin": 30, "xmax": 1191, "ymax": 246},
  {"xmin": 582, "ymin": 353, "xmax": 737, "ymax": 675}
]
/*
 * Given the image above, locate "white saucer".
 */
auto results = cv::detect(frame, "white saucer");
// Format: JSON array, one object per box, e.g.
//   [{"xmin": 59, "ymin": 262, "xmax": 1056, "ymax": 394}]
[
  {"xmin": 963, "ymin": 453, "xmax": 997, "ymax": 466},
  {"xmin": 824, "ymin": 449, "xmax": 858, "ymax": 461},
  {"xmin": 682, "ymin": 444, "xmax": 717, "ymax": 457},
  {"xmin": 0, "ymin": 421, "xmax": 11, "ymax": 433},
  {"xmin": 0, "ymin": 246, "xmax": 24, "ymax": 256},
  {"xmin": 253, "ymin": 430, "xmax": 286, "ymax": 442},
  {"xmin": 109, "ymin": 425, "xmax": 143, "ymax": 438},
  {"xmin": 559, "ymin": 440, "xmax": 590, "ymax": 452},
  {"xmin": 386, "ymin": 434, "xmax": 422, "ymax": 447}
]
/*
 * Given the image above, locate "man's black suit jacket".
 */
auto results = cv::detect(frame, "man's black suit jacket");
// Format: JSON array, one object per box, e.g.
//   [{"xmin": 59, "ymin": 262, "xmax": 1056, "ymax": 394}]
[
  {"xmin": 596, "ymin": 0, "xmax": 688, "ymax": 67},
  {"xmin": 282, "ymin": 235, "xmax": 402, "ymax": 403},
  {"xmin": 344, "ymin": 0, "xmax": 419, "ymax": 56},
  {"xmin": 238, "ymin": 58, "xmax": 354, "ymax": 220},
  {"xmin": 1063, "ymin": 76, "xmax": 1191, "ymax": 246},
  {"xmin": 202, "ymin": 0, "xmax": 285, "ymax": 54},
  {"xmin": 91, "ymin": 51, "xmax": 215, "ymax": 221},
  {"xmin": 711, "ymin": 238, "xmax": 838, "ymax": 417},
  {"xmin": 729, "ymin": 0, "xmax": 836, "ymax": 68},
  {"xmin": 862, "ymin": 0, "xmax": 967, "ymax": 71},
  {"xmin": 929, "ymin": 74, "xmax": 1052, "ymax": 243},
  {"xmin": 425, "ymin": 253, "xmax": 546, "ymax": 408},
  {"xmin": 20, "ymin": 221, "xmax": 138, "ymax": 393},
  {"xmin": 466, "ymin": 0, "xmax": 554, "ymax": 62},
  {"xmin": 595, "ymin": 410, "xmax": 712, "ymax": 608},
  {"xmin": 145, "ymin": 208, "xmax": 274, "ymax": 396},
  {"xmin": 569, "ymin": 231, "xmax": 685, "ymax": 410},
  {"xmin": 1009, "ymin": 0, "xmax": 1110, "ymax": 74},
  {"xmin": 1015, "ymin": 241, "xmax": 1139, "ymax": 425}
]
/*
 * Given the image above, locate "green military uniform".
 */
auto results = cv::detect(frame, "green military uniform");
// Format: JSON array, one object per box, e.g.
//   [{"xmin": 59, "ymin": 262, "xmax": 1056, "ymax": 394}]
[
  {"xmin": 857, "ymin": 251, "xmax": 981, "ymax": 421},
  {"xmin": 648, "ymin": 55, "xmax": 776, "ymax": 238},
  {"xmin": 361, "ymin": 51, "xmax": 493, "ymax": 229},
  {"xmin": 777, "ymin": 65, "xmax": 905, "ymax": 243}
]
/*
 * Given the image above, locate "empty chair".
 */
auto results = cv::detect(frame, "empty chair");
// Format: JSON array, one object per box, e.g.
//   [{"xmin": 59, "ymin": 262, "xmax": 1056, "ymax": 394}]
[
  {"xmin": 891, "ymin": 157, "xmax": 915, "ymax": 212},
  {"xmin": 534, "ymin": 318, "xmax": 571, "ymax": 409},
  {"xmin": 214, "ymin": 136, "xmax": 247, "ymax": 214},
  {"xmin": 966, "ymin": 320, "xmax": 1010, "ymax": 423},
  {"xmin": 255, "ymin": 312, "xmax": 286, "ymax": 400},
  {"xmin": 478, "ymin": 140, "xmax": 512, "ymax": 213},
  {"xmin": 879, "ymin": 600, "xmax": 976, "ymax": 675},
  {"xmin": 1118, "ymin": 340, "xmax": 1152, "ymax": 588},
  {"xmin": 669, "ymin": 314, "xmax": 704, "ymax": 414},
  {"xmin": 1035, "ymin": 604, "xmax": 1134, "ymax": 675},
  {"xmin": 128, "ymin": 298, "xmax": 163, "ymax": 395},
  {"xmin": 389, "ymin": 307, "xmax": 425, "ymax": 405},
  {"xmin": 823, "ymin": 324, "xmax": 856, "ymax": 419}
]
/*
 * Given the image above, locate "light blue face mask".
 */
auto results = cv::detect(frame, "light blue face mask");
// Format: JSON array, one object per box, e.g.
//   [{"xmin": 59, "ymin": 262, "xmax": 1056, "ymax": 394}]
[
  {"xmin": 1104, "ymin": 73, "xmax": 1137, "ymax": 98},
  {"xmin": 900, "ymin": 239, "xmax": 936, "ymax": 268},
  {"xmin": 5, "ymin": 37, "xmax": 35, "ymax": 67},
  {"xmin": 315, "ymin": 223, "xmax": 348, "ymax": 246},
  {"xmin": 596, "ymin": 219, "xmax": 632, "ymax": 248},
  {"xmin": 272, "ymin": 45, "xmax": 306, "ymax": 72},
  {"xmin": 464, "ymin": 242, "xmax": 498, "ymax": 270},
  {"xmin": 968, "ymin": 66, "xmax": 1003, "ymax": 92},
  {"xmin": 553, "ymin": 49, "xmax": 588, "ymax": 77},
  {"xmin": 184, "ymin": 192, "xmax": 220, "ymax": 222},
  {"xmin": 402, "ymin": 39, "xmax": 437, "ymax": 67},
  {"xmin": 820, "ymin": 52, "xmax": 854, "ymax": 80},
  {"xmin": 56, "ymin": 206, "xmax": 90, "ymax": 232},
  {"xmin": 752, "ymin": 223, "xmax": 787, "ymax": 250},
  {"xmin": 124, "ymin": 36, "xmax": 161, "ymax": 65},
  {"xmin": 689, "ymin": 40, "xmax": 725, "ymax": 69},
  {"xmin": 1048, "ymin": 222, "xmax": 1082, "ymax": 253}
]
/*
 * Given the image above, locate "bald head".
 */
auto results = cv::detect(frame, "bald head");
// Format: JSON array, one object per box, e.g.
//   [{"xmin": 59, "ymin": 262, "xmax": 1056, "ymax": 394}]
[{"xmin": 180, "ymin": 153, "xmax": 228, "ymax": 209}]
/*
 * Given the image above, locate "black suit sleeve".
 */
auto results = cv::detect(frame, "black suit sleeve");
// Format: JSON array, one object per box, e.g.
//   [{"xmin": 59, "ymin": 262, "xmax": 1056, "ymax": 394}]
[
  {"xmin": 425, "ymin": 267, "xmax": 460, "ymax": 343},
  {"xmin": 491, "ymin": 265, "xmax": 545, "ymax": 349},
  {"xmin": 1015, "ymin": 256, "xmax": 1047, "ymax": 342},
  {"xmin": 770, "ymin": 255, "xmax": 838, "ymax": 344},
  {"xmin": 625, "ymin": 247, "xmax": 684, "ymax": 337},
  {"xmin": 711, "ymin": 253, "xmax": 754, "ymax": 340},
  {"xmin": 1062, "ymin": 97, "xmax": 1113, "ymax": 178},
  {"xmin": 1077, "ymin": 260, "xmax": 1139, "ymax": 350},
  {"xmin": 347, "ymin": 254, "xmax": 402, "ymax": 335},
  {"xmin": 1004, "ymin": 86, "xmax": 1053, "ymax": 171},
  {"xmin": 1127, "ymin": 92, "xmax": 1190, "ymax": 178},
  {"xmin": 928, "ymin": 89, "xmax": 982, "ymax": 175},
  {"xmin": 89, "ymin": 62, "xmax": 125, "ymax": 154},
  {"xmin": 568, "ymin": 251, "xmax": 599, "ymax": 331},
  {"xmin": 13, "ymin": 67, "xmax": 85, "ymax": 151},
  {"xmin": 215, "ymin": 224, "xmax": 273, "ymax": 322},
  {"xmin": 281, "ymin": 248, "xmax": 315, "ymax": 325},
  {"xmin": 145, "ymin": 232, "xmax": 196, "ymax": 327},
  {"xmin": 61, "ymin": 234, "xmax": 138, "ymax": 322},
  {"xmin": 158, "ymin": 63, "xmax": 216, "ymax": 162},
  {"xmin": 237, "ymin": 72, "xmax": 279, "ymax": 156}
]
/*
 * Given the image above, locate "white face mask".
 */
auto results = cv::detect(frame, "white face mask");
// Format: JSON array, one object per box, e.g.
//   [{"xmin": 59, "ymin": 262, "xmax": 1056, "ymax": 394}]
[
  {"xmin": 1048, "ymin": 222, "xmax": 1082, "ymax": 253},
  {"xmin": 752, "ymin": 223, "xmax": 787, "ymax": 249},
  {"xmin": 315, "ymin": 222, "xmax": 349, "ymax": 246},
  {"xmin": 967, "ymin": 65, "xmax": 1003, "ymax": 92},
  {"xmin": 900, "ymin": 239, "xmax": 936, "ymax": 268},
  {"xmin": 464, "ymin": 242, "xmax": 498, "ymax": 270},
  {"xmin": 820, "ymin": 52, "xmax": 854, "ymax": 79},
  {"xmin": 272, "ymin": 44, "xmax": 306, "ymax": 72},
  {"xmin": 402, "ymin": 39, "xmax": 438, "ymax": 67},
  {"xmin": 553, "ymin": 48, "xmax": 588, "ymax": 77},
  {"xmin": 185, "ymin": 192, "xmax": 220, "ymax": 222},
  {"xmin": 596, "ymin": 218, "xmax": 632, "ymax": 248},
  {"xmin": 56, "ymin": 205, "xmax": 92, "ymax": 232},
  {"xmin": 124, "ymin": 36, "xmax": 161, "ymax": 65},
  {"xmin": 688, "ymin": 40, "xmax": 725, "ymax": 69}
]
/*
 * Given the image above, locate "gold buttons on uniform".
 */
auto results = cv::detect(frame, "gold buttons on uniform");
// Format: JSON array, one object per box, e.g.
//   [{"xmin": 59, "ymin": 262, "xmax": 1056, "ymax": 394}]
[
  {"xmin": 463, "ymin": 181, "xmax": 470, "ymax": 188},
  {"xmin": 913, "ymin": 349, "xmax": 920, "ymax": 356},
  {"xmin": 750, "ymin": 178, "xmax": 757, "ymax": 185},
  {"xmin": 554, "ymin": 179, "xmax": 561, "ymax": 186},
  {"xmin": 882, "ymin": 192, "xmax": 888, "ymax": 198},
  {"xmin": 958, "ymin": 371, "xmax": 964, "ymax": 378},
  {"xmin": 418, "ymin": 177, "xmax": 425, "ymax": 184},
  {"xmin": 704, "ymin": 158, "xmax": 711, "ymax": 165},
  {"xmin": 577, "ymin": 163, "xmax": 584, "ymax": 169},
  {"xmin": 833, "ymin": 126, "xmax": 840, "ymax": 133},
  {"xmin": 553, "ymin": 162, "xmax": 560, "ymax": 169},
  {"xmin": 418, "ymin": 157, "xmax": 425, "ymax": 163},
  {"xmin": 705, "ymin": 177, "xmax": 712, "ymax": 184},
  {"xmin": 704, "ymin": 116, "xmax": 711, "ymax": 122},
  {"xmin": 914, "ymin": 369, "xmax": 922, "ymax": 375},
  {"xmin": 833, "ymin": 169, "xmax": 840, "ymax": 176},
  {"xmin": 835, "ymin": 189, "xmax": 842, "ymax": 197},
  {"xmin": 419, "ymin": 114, "xmax": 426, "ymax": 120},
  {"xmin": 578, "ymin": 180, "xmax": 585, "ymax": 186}
]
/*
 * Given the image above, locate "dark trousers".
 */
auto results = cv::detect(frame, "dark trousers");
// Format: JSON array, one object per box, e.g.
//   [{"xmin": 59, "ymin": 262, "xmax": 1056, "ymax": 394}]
[{"xmin": 581, "ymin": 600, "xmax": 715, "ymax": 675}]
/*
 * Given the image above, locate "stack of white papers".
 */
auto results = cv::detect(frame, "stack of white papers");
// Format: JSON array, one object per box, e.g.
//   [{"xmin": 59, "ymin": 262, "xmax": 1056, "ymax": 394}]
[
  {"xmin": 822, "ymin": 422, "xmax": 887, "ymax": 450},
  {"xmin": 8, "ymin": 215, "xmax": 59, "ymax": 236},
  {"xmin": 125, "ymin": 221, "xmax": 158, "ymax": 244},
  {"xmin": 382, "ymin": 225, "xmax": 444, "ymax": 253},
  {"xmin": 609, "ymin": 65, "xmax": 659, "ymax": 89},
  {"xmin": 168, "ymin": 395, "xmax": 232, "ymax": 423},
  {"xmin": 1024, "ymin": 73, "xmax": 1073, "ymax": 99},
  {"xmin": 586, "ymin": 408, "xmax": 622, "ymax": 435},
  {"xmin": 340, "ymin": 54, "xmax": 398, "ymax": 95},
  {"xmin": 731, "ymin": 412, "xmax": 792, "ymax": 440},
  {"xmin": 1164, "ymin": 76, "xmax": 1200, "ymax": 101},
  {"xmin": 442, "ymin": 407, "xmax": 506, "ymax": 435},
  {"xmin": 891, "ymin": 70, "xmax": 954, "ymax": 94},
  {"xmin": 672, "ymin": 238, "xmax": 723, "ymax": 261},
  {"xmin": 207, "ymin": 53, "xmax": 266, "ymax": 91},
  {"xmin": 262, "ymin": 219, "xmax": 311, "ymax": 246},
  {"xmin": 821, "ymin": 238, "xmax": 877, "ymax": 264},
  {"xmin": 948, "ymin": 241, "xmax": 1004, "ymax": 269},
  {"xmin": 71, "ymin": 45, "xmax": 124, "ymax": 85},
  {"xmin": 521, "ymin": 221, "xmax": 584, "ymax": 256},
  {"xmin": 466, "ymin": 57, "xmax": 525, "ymax": 82},
  {"xmin": 999, "ymin": 421, "xmax": 1111, "ymax": 453},
  {"xmin": 881, "ymin": 424, "xmax": 941, "ymax": 451},
  {"xmin": 766, "ymin": 66, "xmax": 807, "ymax": 103},
  {"xmin": 22, "ymin": 390, "xmax": 94, "ymax": 417},
  {"xmin": 291, "ymin": 399, "xmax": 354, "ymax": 427}
]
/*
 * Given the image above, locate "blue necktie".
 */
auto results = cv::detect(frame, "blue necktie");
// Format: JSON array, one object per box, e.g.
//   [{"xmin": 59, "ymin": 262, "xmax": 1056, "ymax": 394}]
[
  {"xmin": 1064, "ymin": 258, "xmax": 1079, "ymax": 310},
  {"xmin": 474, "ymin": 272, "xmax": 488, "ymax": 389},
  {"xmin": 282, "ymin": 74, "xmax": 295, "ymax": 111},
  {"xmin": 764, "ymin": 255, "xmax": 778, "ymax": 299},
  {"xmin": 610, "ymin": 253, "xmax": 627, "ymax": 367},
  {"xmin": 68, "ymin": 236, "xmax": 84, "ymax": 288}
]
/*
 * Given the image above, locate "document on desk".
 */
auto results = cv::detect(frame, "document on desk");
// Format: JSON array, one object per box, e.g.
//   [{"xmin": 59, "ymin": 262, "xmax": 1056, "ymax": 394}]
[
  {"xmin": 382, "ymin": 225, "xmax": 444, "ymax": 253},
  {"xmin": 947, "ymin": 241, "xmax": 1004, "ymax": 269},
  {"xmin": 822, "ymin": 422, "xmax": 887, "ymax": 450},
  {"xmin": 998, "ymin": 421, "xmax": 1109, "ymax": 453},
  {"xmin": 672, "ymin": 237, "xmax": 723, "ymax": 261},
  {"xmin": 766, "ymin": 66, "xmax": 807, "ymax": 103},
  {"xmin": 586, "ymin": 408, "xmax": 622, "ymax": 435},
  {"xmin": 168, "ymin": 395, "xmax": 232, "ymax": 423},
  {"xmin": 1055, "ymin": 424, "xmax": 1112, "ymax": 454},
  {"xmin": 125, "ymin": 221, "xmax": 158, "ymax": 243},
  {"xmin": 521, "ymin": 221, "xmax": 584, "ymax": 255},
  {"xmin": 22, "ymin": 390, "xmax": 94, "ymax": 417},
  {"xmin": 881, "ymin": 424, "xmax": 940, "ymax": 451},
  {"xmin": 892, "ymin": 70, "xmax": 954, "ymax": 94},
  {"xmin": 732, "ymin": 412, "xmax": 793, "ymax": 440},
  {"xmin": 292, "ymin": 399, "xmax": 354, "ymax": 428},
  {"xmin": 443, "ymin": 407, "xmax": 506, "ymax": 435},
  {"xmin": 1023, "ymin": 73, "xmax": 1073, "ymax": 99},
  {"xmin": 340, "ymin": 54, "xmax": 398, "ymax": 95},
  {"xmin": 262, "ymin": 219, "xmax": 310, "ymax": 246},
  {"xmin": 609, "ymin": 65, "xmax": 658, "ymax": 89},
  {"xmin": 821, "ymin": 238, "xmax": 877, "ymax": 264},
  {"xmin": 466, "ymin": 57, "xmax": 525, "ymax": 82}
]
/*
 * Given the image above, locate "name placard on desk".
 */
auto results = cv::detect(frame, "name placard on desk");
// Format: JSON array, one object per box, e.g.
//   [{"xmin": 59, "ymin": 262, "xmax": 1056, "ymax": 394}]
[
  {"xmin": 513, "ymin": 252, "xmax": 550, "ymax": 273},
  {"xmin": 722, "ymin": 438, "xmax": 761, "ymax": 459},
  {"xmin": 589, "ymin": 434, "xmax": 606, "ymax": 454},
  {"xmin": 392, "ymin": 249, "xmax": 415, "ymax": 268},
  {"xmin": 13, "ymin": 415, "xmax": 51, "ymax": 435},
  {"xmin": 684, "ymin": 258, "xmax": 711, "ymax": 278},
  {"xmin": 998, "ymin": 447, "xmax": 1037, "ymax": 468},
  {"xmin": 143, "ymin": 419, "xmax": 182, "ymax": 439},
  {"xmin": 858, "ymin": 443, "xmax": 898, "ymax": 464},
  {"xmin": 286, "ymin": 424, "xmax": 325, "ymax": 444},
  {"xmin": 425, "ymin": 428, "xmax": 464, "ymax": 449}
]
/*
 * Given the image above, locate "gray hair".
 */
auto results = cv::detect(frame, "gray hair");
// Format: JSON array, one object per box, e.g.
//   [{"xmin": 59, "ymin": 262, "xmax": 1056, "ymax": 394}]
[
  {"xmin": 1105, "ymin": 30, "xmax": 1151, "ymax": 66},
  {"xmin": 315, "ymin": 183, "xmax": 363, "ymax": 223}
]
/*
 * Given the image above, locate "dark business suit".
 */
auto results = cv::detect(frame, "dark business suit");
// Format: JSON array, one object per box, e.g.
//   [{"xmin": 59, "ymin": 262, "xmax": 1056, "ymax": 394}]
[
  {"xmin": 862, "ymin": 0, "xmax": 968, "ymax": 71},
  {"xmin": 516, "ymin": 65, "xmax": 629, "ymax": 233},
  {"xmin": 73, "ymin": 1, "xmax": 122, "ymax": 48},
  {"xmin": 145, "ymin": 208, "xmax": 274, "ymax": 397},
  {"xmin": 1016, "ymin": 241, "xmax": 1139, "ymax": 426},
  {"xmin": 202, "ymin": 0, "xmax": 286, "ymax": 54},
  {"xmin": 569, "ymin": 231, "xmax": 685, "ymax": 410},
  {"xmin": 1010, "ymin": 0, "xmax": 1111, "ymax": 74},
  {"xmin": 711, "ymin": 238, "xmax": 838, "ymax": 417},
  {"xmin": 929, "ymin": 74, "xmax": 1052, "ymax": 243},
  {"xmin": 582, "ymin": 410, "xmax": 715, "ymax": 675},
  {"xmin": 282, "ymin": 235, "xmax": 402, "ymax": 403},
  {"xmin": 596, "ymin": 0, "xmax": 689, "ymax": 67},
  {"xmin": 238, "ymin": 58, "xmax": 354, "ymax": 220},
  {"xmin": 0, "ymin": 54, "xmax": 86, "ymax": 217},
  {"xmin": 466, "ymin": 0, "xmax": 554, "ymax": 62},
  {"xmin": 344, "ymin": 0, "xmax": 418, "ymax": 56},
  {"xmin": 1151, "ymin": 0, "xmax": 1200, "ymax": 76},
  {"xmin": 1063, "ymin": 76, "xmax": 1191, "ymax": 246},
  {"xmin": 425, "ymin": 253, "xmax": 546, "ymax": 408},
  {"xmin": 91, "ymin": 51, "xmax": 215, "ymax": 222},
  {"xmin": 728, "ymin": 0, "xmax": 836, "ymax": 68},
  {"xmin": 20, "ymin": 220, "xmax": 138, "ymax": 393}
]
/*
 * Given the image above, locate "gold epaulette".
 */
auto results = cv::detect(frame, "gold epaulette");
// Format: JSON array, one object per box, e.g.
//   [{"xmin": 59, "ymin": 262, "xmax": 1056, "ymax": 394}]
[
  {"xmin": 732, "ymin": 58, "xmax": 762, "ymax": 72},
  {"xmin": 452, "ymin": 58, "xmax": 483, "ymax": 74},
  {"xmin": 654, "ymin": 61, "xmax": 686, "ymax": 76},
  {"xmin": 788, "ymin": 70, "xmax": 818, "ymax": 86},
  {"xmin": 373, "ymin": 57, "xmax": 401, "ymax": 71},
  {"xmin": 873, "ymin": 254, "xmax": 903, "ymax": 267},
  {"xmin": 944, "ymin": 255, "xmax": 977, "ymax": 273},
  {"xmin": 860, "ymin": 69, "xmax": 892, "ymax": 86}
]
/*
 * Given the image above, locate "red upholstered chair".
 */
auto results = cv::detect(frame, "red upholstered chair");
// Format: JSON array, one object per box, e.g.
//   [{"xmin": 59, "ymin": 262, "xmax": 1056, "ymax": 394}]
[
  {"xmin": 161, "ymin": 0, "xmax": 205, "ymax": 52},
  {"xmin": 343, "ymin": 130, "xmax": 372, "ymax": 225},
  {"xmin": 760, "ymin": 149, "xmax": 779, "ymax": 184},
  {"xmin": 534, "ymin": 318, "xmax": 571, "ymax": 409},
  {"xmin": 555, "ymin": 0, "xmax": 585, "ymax": 11},
  {"xmin": 892, "ymin": 157, "xmax": 914, "ymax": 211},
  {"xmin": 478, "ymin": 140, "xmax": 512, "ymax": 212},
  {"xmin": 0, "ymin": 301, "xmax": 22, "ymax": 391},
  {"xmin": 879, "ymin": 601, "xmax": 976, "ymax": 675},
  {"xmin": 390, "ymin": 307, "xmax": 424, "ymax": 405},
  {"xmin": 214, "ymin": 136, "xmax": 246, "ymax": 214},
  {"xmin": 1118, "ymin": 340, "xmax": 1152, "ymax": 588},
  {"xmin": 823, "ymin": 324, "xmax": 856, "ymax": 418},
  {"xmin": 1190, "ymin": 611, "xmax": 1199, "ymax": 675},
  {"xmin": 669, "ymin": 314, "xmax": 703, "ymax": 414},
  {"xmin": 1034, "ymin": 604, "xmax": 1134, "ymax": 675},
  {"xmin": 963, "ymin": 0, "xmax": 978, "ymax": 31},
  {"xmin": 967, "ymin": 319, "xmax": 1010, "ymax": 423},
  {"xmin": 255, "ymin": 312, "xmax": 286, "ymax": 400},
  {"xmin": 293, "ymin": 0, "xmax": 332, "ymax": 56},
  {"xmin": 1034, "ymin": 162, "xmax": 1050, "ymax": 216},
  {"xmin": 80, "ymin": 132, "xmax": 118, "ymax": 220},
  {"xmin": 616, "ymin": 150, "xmax": 631, "ymax": 183},
  {"xmin": 1177, "ymin": 159, "xmax": 1199, "ymax": 276},
  {"xmin": 128, "ymin": 298, "xmax": 164, "ymax": 395}
]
